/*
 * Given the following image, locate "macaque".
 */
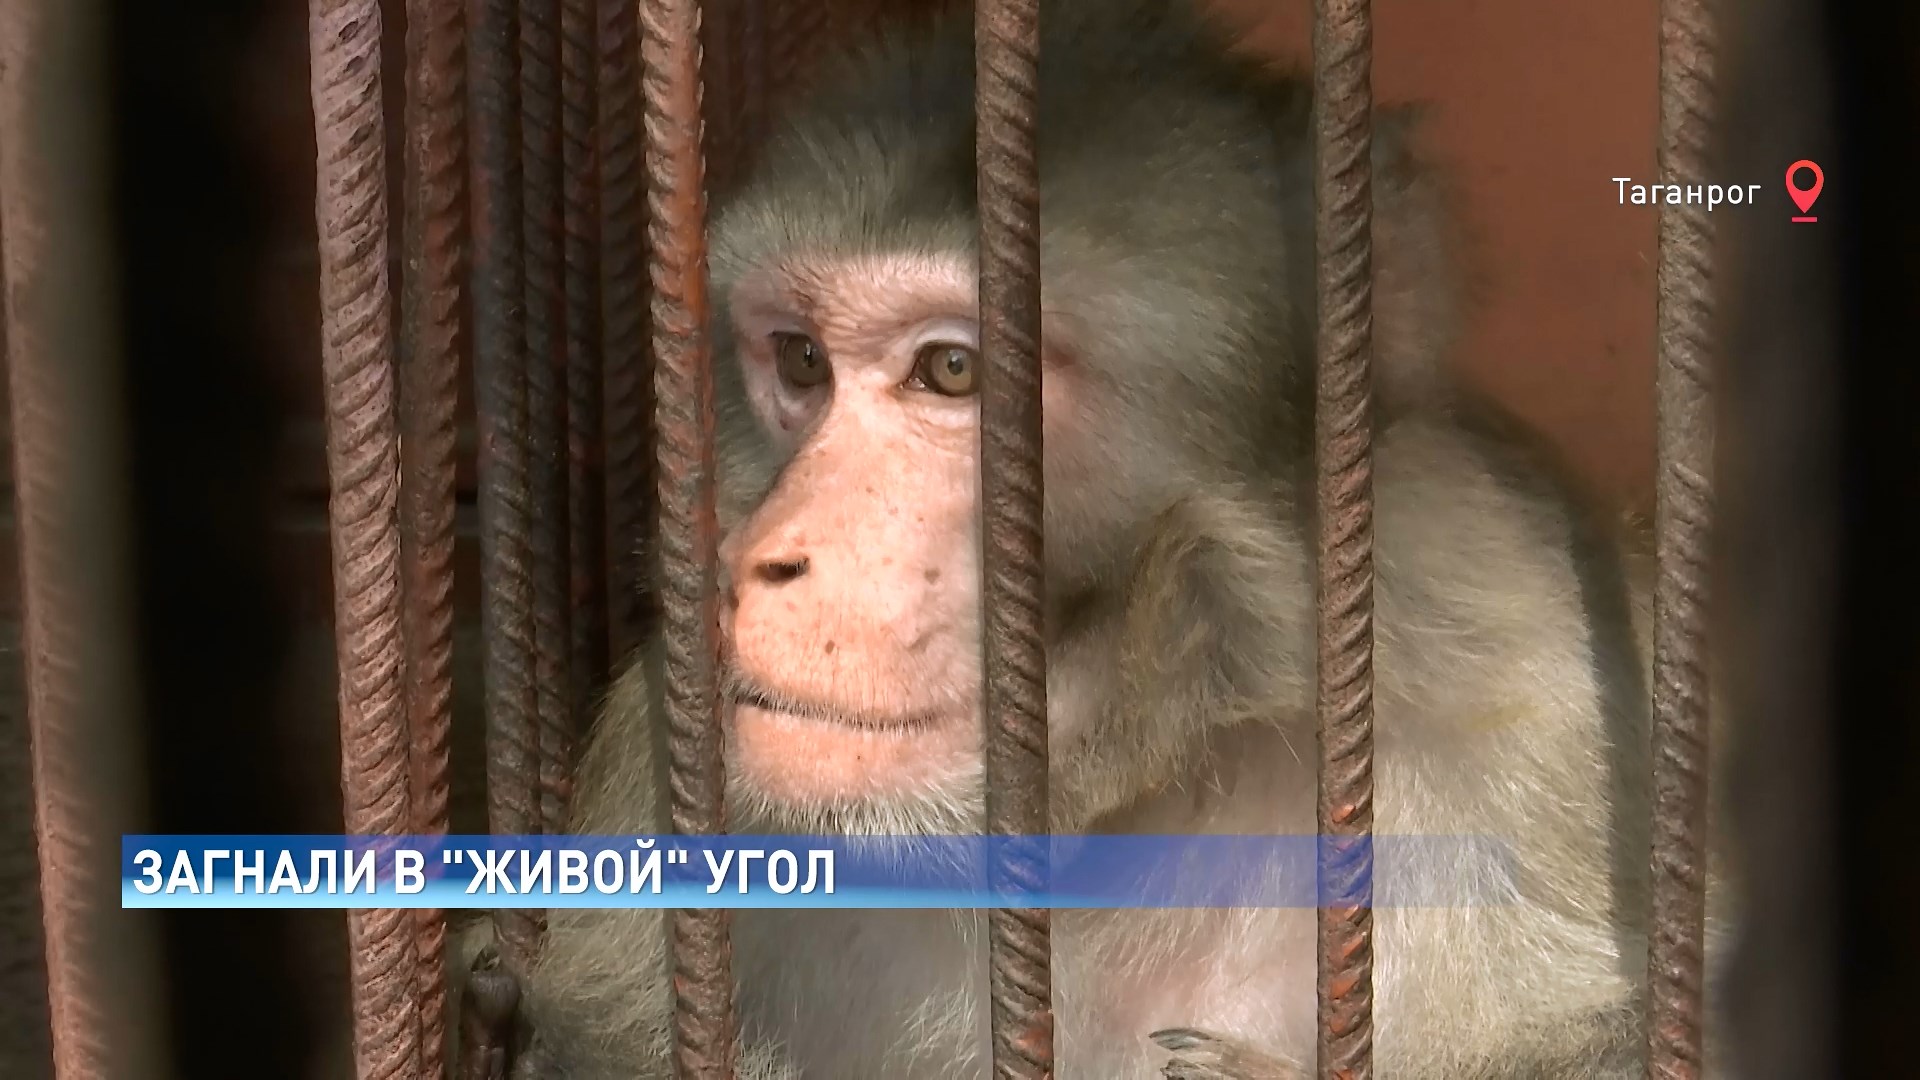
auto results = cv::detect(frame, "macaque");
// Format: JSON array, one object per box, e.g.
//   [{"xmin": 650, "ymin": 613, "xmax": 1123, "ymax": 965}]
[{"xmin": 461, "ymin": 0, "xmax": 1732, "ymax": 1076}]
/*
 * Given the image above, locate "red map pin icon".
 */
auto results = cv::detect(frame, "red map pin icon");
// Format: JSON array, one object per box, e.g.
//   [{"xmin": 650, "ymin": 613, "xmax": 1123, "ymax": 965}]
[{"xmin": 1787, "ymin": 159, "xmax": 1823, "ymax": 222}]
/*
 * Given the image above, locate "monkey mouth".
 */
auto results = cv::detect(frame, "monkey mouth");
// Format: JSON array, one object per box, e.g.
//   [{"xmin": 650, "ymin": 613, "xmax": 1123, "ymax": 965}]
[{"xmin": 723, "ymin": 667, "xmax": 940, "ymax": 732}]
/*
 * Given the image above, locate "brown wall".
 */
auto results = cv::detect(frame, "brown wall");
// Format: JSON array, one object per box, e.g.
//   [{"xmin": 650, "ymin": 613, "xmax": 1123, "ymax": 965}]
[{"xmin": 1213, "ymin": 0, "xmax": 1660, "ymax": 510}]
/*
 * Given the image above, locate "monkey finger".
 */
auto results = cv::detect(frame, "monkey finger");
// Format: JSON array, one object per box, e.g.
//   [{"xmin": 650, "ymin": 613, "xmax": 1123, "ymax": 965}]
[{"xmin": 1151, "ymin": 1027, "xmax": 1307, "ymax": 1080}]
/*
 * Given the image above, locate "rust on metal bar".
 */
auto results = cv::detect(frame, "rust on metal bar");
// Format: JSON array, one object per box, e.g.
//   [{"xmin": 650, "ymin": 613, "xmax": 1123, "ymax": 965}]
[
  {"xmin": 975, "ymin": 0, "xmax": 1053, "ymax": 1077},
  {"xmin": 599, "ymin": 0, "xmax": 655, "ymax": 666},
  {"xmin": 522, "ymin": 0, "xmax": 579, "ymax": 837},
  {"xmin": 1309, "ymin": 0, "xmax": 1377, "ymax": 1076},
  {"xmin": 308, "ymin": 0, "xmax": 427, "ymax": 1075},
  {"xmin": 0, "ymin": 0, "xmax": 171, "ymax": 1073},
  {"xmin": 469, "ymin": 0, "xmax": 545, "ymax": 973},
  {"xmin": 642, "ymin": 0, "xmax": 736, "ymax": 1074},
  {"xmin": 562, "ymin": 0, "xmax": 612, "ymax": 742},
  {"xmin": 399, "ymin": 0, "xmax": 469, "ymax": 1071},
  {"xmin": 1648, "ymin": 0, "xmax": 1717, "ymax": 1076}
]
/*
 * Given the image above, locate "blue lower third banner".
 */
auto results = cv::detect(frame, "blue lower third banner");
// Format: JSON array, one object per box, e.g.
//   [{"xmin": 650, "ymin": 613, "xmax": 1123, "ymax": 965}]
[{"xmin": 121, "ymin": 834, "xmax": 1522, "ymax": 910}]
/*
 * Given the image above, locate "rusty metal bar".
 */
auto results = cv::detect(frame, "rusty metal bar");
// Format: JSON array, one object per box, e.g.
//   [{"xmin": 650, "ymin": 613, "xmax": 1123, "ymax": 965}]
[
  {"xmin": 975, "ymin": 0, "xmax": 1053, "ymax": 1076},
  {"xmin": 562, "ymin": 0, "xmax": 612, "ymax": 741},
  {"xmin": 1648, "ymin": 0, "xmax": 1717, "ymax": 1075},
  {"xmin": 643, "ymin": 0, "xmax": 735, "ymax": 1075},
  {"xmin": 399, "ymin": 0, "xmax": 468, "ymax": 1072},
  {"xmin": 599, "ymin": 0, "xmax": 654, "ymax": 665},
  {"xmin": 0, "ymin": 0, "xmax": 172, "ymax": 1074},
  {"xmin": 308, "ymin": 0, "xmax": 428, "ymax": 1076},
  {"xmin": 1309, "ymin": 0, "xmax": 1377, "ymax": 1075},
  {"xmin": 469, "ymin": 0, "xmax": 545, "ymax": 972},
  {"xmin": 522, "ymin": 0, "xmax": 578, "ymax": 838}
]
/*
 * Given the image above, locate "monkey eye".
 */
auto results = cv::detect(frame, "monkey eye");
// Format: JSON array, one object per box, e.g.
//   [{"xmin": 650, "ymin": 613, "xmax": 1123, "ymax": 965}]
[
  {"xmin": 910, "ymin": 343, "xmax": 979, "ymax": 397},
  {"xmin": 772, "ymin": 332, "xmax": 831, "ymax": 390}
]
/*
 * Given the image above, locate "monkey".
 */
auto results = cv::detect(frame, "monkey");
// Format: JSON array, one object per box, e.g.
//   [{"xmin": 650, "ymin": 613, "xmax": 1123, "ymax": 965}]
[{"xmin": 449, "ymin": 0, "xmax": 1736, "ymax": 1076}]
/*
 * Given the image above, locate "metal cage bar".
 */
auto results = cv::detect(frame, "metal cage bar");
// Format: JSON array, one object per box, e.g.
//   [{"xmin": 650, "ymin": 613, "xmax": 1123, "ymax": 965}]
[
  {"xmin": 600, "ymin": 0, "xmax": 656, "ymax": 666},
  {"xmin": 520, "ymin": 0, "xmax": 579, "ymax": 842},
  {"xmin": 1309, "ymin": 0, "xmax": 1378, "ymax": 1076},
  {"xmin": 975, "ymin": 0, "xmax": 1054, "ymax": 1076},
  {"xmin": 307, "ymin": 0, "xmax": 430, "ymax": 1075},
  {"xmin": 398, "ymin": 0, "xmax": 470, "ymax": 1073},
  {"xmin": 469, "ymin": 0, "xmax": 547, "ymax": 977},
  {"xmin": 1649, "ymin": 0, "xmax": 1717, "ymax": 1075},
  {"xmin": 562, "ymin": 0, "xmax": 613, "ymax": 746},
  {"xmin": 0, "ymin": 0, "xmax": 172, "ymax": 1073},
  {"xmin": 642, "ymin": 0, "xmax": 737, "ymax": 1076}
]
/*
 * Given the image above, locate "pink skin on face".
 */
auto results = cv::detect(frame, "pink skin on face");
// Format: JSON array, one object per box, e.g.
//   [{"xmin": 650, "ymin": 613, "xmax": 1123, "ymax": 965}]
[{"xmin": 720, "ymin": 255, "xmax": 988, "ymax": 811}]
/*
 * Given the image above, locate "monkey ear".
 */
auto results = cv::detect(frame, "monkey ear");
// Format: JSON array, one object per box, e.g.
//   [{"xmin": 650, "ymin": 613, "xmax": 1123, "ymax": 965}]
[{"xmin": 1370, "ymin": 103, "xmax": 1471, "ymax": 414}]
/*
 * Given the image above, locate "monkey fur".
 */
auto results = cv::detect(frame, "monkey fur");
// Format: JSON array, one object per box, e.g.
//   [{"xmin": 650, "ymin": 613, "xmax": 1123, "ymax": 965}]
[{"xmin": 450, "ymin": 0, "xmax": 1734, "ymax": 1076}]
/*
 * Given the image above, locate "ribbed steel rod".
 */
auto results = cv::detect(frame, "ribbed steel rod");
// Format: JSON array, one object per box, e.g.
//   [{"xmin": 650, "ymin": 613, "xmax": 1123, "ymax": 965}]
[
  {"xmin": 1647, "ymin": 0, "xmax": 1717, "ymax": 1075},
  {"xmin": 1310, "ymin": 0, "xmax": 1378, "ymax": 1076},
  {"xmin": 0, "ymin": 0, "xmax": 172, "ymax": 1073},
  {"xmin": 468, "ymin": 0, "xmax": 545, "ymax": 973},
  {"xmin": 398, "ymin": 0, "xmax": 468, "ymax": 1071},
  {"xmin": 309, "ymin": 0, "xmax": 427, "ymax": 1075},
  {"xmin": 521, "ymin": 0, "xmax": 578, "ymax": 839},
  {"xmin": 975, "ymin": 0, "xmax": 1053, "ymax": 1076},
  {"xmin": 561, "ymin": 0, "xmax": 611, "ymax": 743},
  {"xmin": 642, "ymin": 0, "xmax": 735, "ymax": 1075},
  {"xmin": 599, "ymin": 0, "xmax": 654, "ymax": 666}
]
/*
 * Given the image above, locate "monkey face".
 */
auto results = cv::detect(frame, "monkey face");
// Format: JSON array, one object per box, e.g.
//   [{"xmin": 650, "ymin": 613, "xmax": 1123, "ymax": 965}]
[{"xmin": 715, "ymin": 253, "xmax": 993, "ymax": 832}]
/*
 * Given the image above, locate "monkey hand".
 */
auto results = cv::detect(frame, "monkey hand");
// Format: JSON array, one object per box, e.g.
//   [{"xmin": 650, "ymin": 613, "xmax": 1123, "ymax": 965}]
[{"xmin": 1151, "ymin": 1028, "xmax": 1307, "ymax": 1080}]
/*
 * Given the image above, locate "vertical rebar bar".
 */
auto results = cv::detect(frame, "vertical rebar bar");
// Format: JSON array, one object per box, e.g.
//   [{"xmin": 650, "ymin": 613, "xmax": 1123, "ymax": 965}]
[
  {"xmin": 975, "ymin": 0, "xmax": 1052, "ymax": 1077},
  {"xmin": 1648, "ymin": 0, "xmax": 1716, "ymax": 1076},
  {"xmin": 309, "ymin": 0, "xmax": 427, "ymax": 1075},
  {"xmin": 561, "ymin": 0, "xmax": 611, "ymax": 743},
  {"xmin": 599, "ymin": 0, "xmax": 654, "ymax": 667},
  {"xmin": 468, "ymin": 0, "xmax": 545, "ymax": 973},
  {"xmin": 1310, "ymin": 0, "xmax": 1377, "ymax": 1076},
  {"xmin": 642, "ymin": 0, "xmax": 734, "ymax": 1075},
  {"xmin": 521, "ymin": 0, "xmax": 578, "ymax": 838},
  {"xmin": 0, "ymin": 1, "xmax": 172, "ymax": 1074},
  {"xmin": 400, "ymin": 0, "xmax": 468, "ymax": 1072}
]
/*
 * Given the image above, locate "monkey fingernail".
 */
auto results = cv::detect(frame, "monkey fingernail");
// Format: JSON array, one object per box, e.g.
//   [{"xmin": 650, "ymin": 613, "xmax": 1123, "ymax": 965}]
[{"xmin": 1151, "ymin": 1028, "xmax": 1207, "ymax": 1051}]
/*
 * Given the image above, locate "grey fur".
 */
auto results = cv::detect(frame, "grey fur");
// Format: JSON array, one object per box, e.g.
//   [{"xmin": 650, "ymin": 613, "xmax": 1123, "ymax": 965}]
[{"xmin": 454, "ymin": 0, "xmax": 1731, "ymax": 1076}]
